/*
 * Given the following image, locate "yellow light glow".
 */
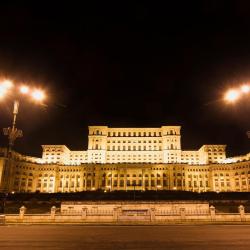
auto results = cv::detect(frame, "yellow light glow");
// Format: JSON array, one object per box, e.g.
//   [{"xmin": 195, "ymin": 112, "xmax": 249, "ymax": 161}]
[
  {"xmin": 224, "ymin": 89, "xmax": 240, "ymax": 102},
  {"xmin": 241, "ymin": 85, "xmax": 250, "ymax": 93},
  {"xmin": 31, "ymin": 89, "xmax": 45, "ymax": 102},
  {"xmin": 20, "ymin": 85, "xmax": 29, "ymax": 94}
]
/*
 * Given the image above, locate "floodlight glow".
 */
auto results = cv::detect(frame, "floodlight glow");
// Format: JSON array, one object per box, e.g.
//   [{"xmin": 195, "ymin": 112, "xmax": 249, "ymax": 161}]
[
  {"xmin": 20, "ymin": 85, "xmax": 29, "ymax": 94},
  {"xmin": 31, "ymin": 89, "xmax": 45, "ymax": 102},
  {"xmin": 224, "ymin": 89, "xmax": 240, "ymax": 103}
]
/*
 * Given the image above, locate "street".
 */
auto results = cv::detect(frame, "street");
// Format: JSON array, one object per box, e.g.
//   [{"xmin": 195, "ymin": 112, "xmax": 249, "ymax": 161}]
[{"xmin": 0, "ymin": 224, "xmax": 250, "ymax": 249}]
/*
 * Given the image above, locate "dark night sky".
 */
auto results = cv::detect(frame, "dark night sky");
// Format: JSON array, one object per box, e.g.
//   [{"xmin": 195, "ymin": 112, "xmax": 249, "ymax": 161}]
[{"xmin": 0, "ymin": 1, "xmax": 249, "ymax": 157}]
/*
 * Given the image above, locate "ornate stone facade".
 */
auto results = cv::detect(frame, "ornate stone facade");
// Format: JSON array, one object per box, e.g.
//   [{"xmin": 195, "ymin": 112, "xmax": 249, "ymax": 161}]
[{"xmin": 0, "ymin": 125, "xmax": 249, "ymax": 193}]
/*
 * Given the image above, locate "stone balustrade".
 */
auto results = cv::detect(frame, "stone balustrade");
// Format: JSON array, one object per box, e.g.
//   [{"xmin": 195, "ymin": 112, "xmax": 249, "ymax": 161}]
[{"xmin": 2, "ymin": 202, "xmax": 250, "ymax": 224}]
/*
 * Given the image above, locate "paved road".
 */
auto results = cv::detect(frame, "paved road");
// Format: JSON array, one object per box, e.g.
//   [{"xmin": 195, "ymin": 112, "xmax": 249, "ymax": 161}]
[{"xmin": 1, "ymin": 224, "xmax": 250, "ymax": 249}]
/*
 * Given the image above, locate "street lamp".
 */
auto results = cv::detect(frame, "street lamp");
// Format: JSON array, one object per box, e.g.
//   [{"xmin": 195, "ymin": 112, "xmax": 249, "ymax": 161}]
[
  {"xmin": 224, "ymin": 83, "xmax": 250, "ymax": 137},
  {"xmin": 0, "ymin": 80, "xmax": 46, "ymax": 152},
  {"xmin": 0, "ymin": 80, "xmax": 46, "ymax": 193},
  {"xmin": 224, "ymin": 84, "xmax": 250, "ymax": 103}
]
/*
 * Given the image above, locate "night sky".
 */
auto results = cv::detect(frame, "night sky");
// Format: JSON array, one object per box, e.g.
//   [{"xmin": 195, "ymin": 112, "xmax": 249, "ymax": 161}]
[{"xmin": 0, "ymin": 1, "xmax": 249, "ymax": 157}]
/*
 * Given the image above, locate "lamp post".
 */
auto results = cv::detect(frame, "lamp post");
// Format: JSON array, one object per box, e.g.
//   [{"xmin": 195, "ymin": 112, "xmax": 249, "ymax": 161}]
[
  {"xmin": 3, "ymin": 100, "xmax": 23, "ymax": 153},
  {"xmin": 0, "ymin": 80, "xmax": 46, "ymax": 192},
  {"xmin": 1, "ymin": 82, "xmax": 45, "ymax": 152}
]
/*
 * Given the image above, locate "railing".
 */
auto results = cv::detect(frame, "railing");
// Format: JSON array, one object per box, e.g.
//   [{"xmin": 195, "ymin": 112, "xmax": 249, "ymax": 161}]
[
  {"xmin": 87, "ymin": 210, "xmax": 113, "ymax": 216},
  {"xmin": 155, "ymin": 210, "xmax": 179, "ymax": 215},
  {"xmin": 3, "ymin": 205, "xmax": 250, "ymax": 224},
  {"xmin": 185, "ymin": 209, "xmax": 209, "ymax": 215},
  {"xmin": 61, "ymin": 210, "xmax": 82, "ymax": 215},
  {"xmin": 61, "ymin": 209, "xmax": 114, "ymax": 216}
]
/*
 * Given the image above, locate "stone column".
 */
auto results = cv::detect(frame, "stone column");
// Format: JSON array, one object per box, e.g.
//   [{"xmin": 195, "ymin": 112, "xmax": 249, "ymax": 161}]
[
  {"xmin": 180, "ymin": 207, "xmax": 186, "ymax": 221},
  {"xmin": 51, "ymin": 206, "xmax": 56, "ymax": 220},
  {"xmin": 209, "ymin": 205, "xmax": 216, "ymax": 221},
  {"xmin": 238, "ymin": 205, "xmax": 246, "ymax": 221},
  {"xmin": 149, "ymin": 172, "xmax": 152, "ymax": 190},
  {"xmin": 125, "ymin": 169, "xmax": 127, "ymax": 191},
  {"xmin": 141, "ymin": 169, "xmax": 144, "ymax": 191},
  {"xmin": 19, "ymin": 206, "xmax": 26, "ymax": 221},
  {"xmin": 80, "ymin": 174, "xmax": 83, "ymax": 191}
]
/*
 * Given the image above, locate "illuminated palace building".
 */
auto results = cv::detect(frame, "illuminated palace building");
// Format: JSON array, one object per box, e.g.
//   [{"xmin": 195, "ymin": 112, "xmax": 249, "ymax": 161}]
[{"xmin": 0, "ymin": 125, "xmax": 250, "ymax": 193}]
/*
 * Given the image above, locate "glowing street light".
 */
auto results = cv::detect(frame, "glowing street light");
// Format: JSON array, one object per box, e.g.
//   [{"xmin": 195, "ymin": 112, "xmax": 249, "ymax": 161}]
[
  {"xmin": 1, "ymin": 80, "xmax": 13, "ymax": 90},
  {"xmin": 224, "ymin": 83, "xmax": 250, "ymax": 103},
  {"xmin": 19, "ymin": 85, "xmax": 29, "ymax": 94},
  {"xmin": 224, "ymin": 83, "xmax": 250, "ymax": 139},
  {"xmin": 31, "ymin": 89, "xmax": 45, "ymax": 102},
  {"xmin": 224, "ymin": 89, "xmax": 240, "ymax": 103},
  {"xmin": 0, "ymin": 80, "xmax": 13, "ymax": 99},
  {"xmin": 241, "ymin": 85, "xmax": 250, "ymax": 93}
]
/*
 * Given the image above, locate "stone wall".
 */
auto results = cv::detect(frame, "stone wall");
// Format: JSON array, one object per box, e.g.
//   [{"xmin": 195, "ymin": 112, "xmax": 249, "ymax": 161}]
[{"xmin": 2, "ymin": 202, "xmax": 250, "ymax": 224}]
